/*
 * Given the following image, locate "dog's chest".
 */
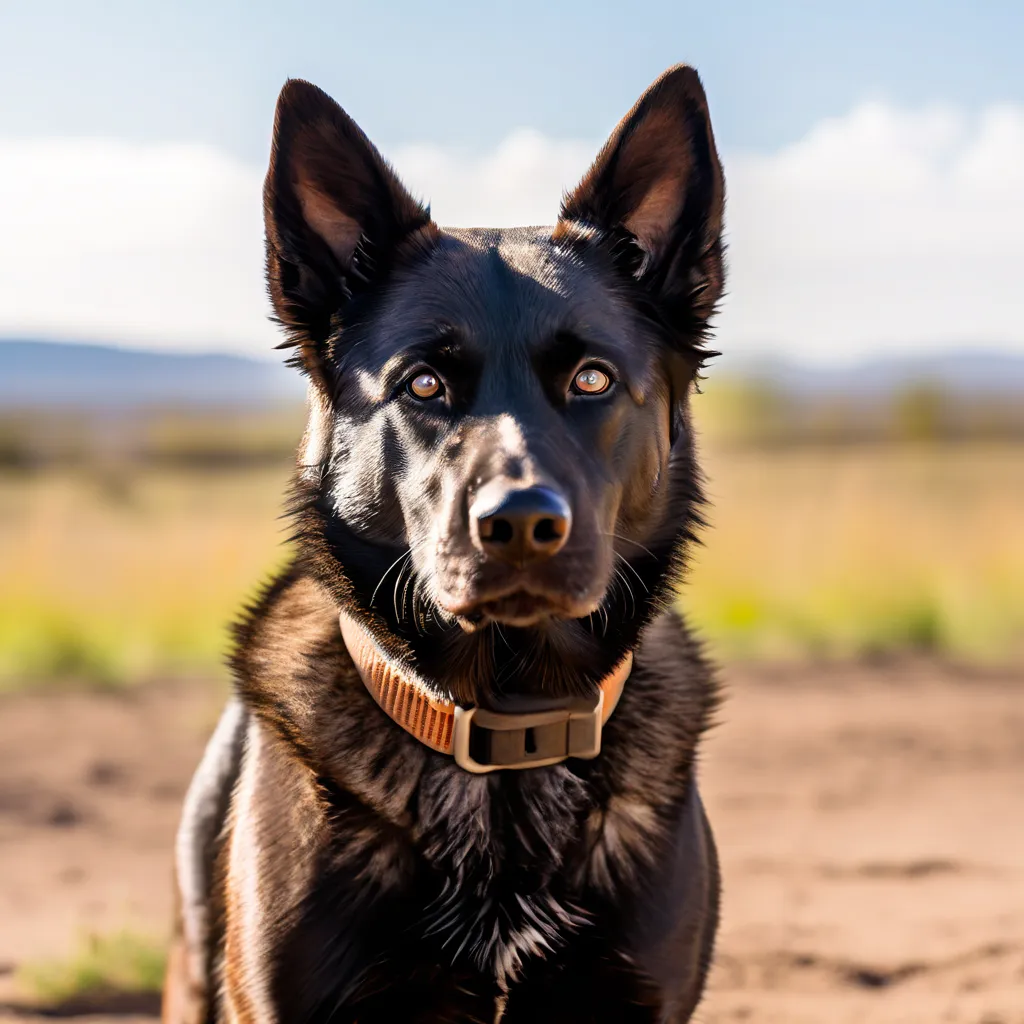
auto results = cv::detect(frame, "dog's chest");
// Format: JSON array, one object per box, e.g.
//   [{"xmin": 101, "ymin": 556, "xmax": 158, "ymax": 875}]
[{"xmin": 404, "ymin": 762, "xmax": 595, "ymax": 988}]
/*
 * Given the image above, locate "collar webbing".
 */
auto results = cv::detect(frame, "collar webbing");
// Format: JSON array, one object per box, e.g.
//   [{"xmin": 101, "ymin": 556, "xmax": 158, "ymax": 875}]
[{"xmin": 339, "ymin": 611, "xmax": 632, "ymax": 773}]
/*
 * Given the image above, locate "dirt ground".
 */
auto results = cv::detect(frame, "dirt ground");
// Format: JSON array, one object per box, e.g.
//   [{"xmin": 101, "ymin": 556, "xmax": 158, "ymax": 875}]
[{"xmin": 0, "ymin": 660, "xmax": 1021, "ymax": 1023}]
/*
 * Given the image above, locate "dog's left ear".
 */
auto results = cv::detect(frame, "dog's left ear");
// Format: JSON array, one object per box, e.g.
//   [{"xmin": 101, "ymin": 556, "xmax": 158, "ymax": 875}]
[
  {"xmin": 264, "ymin": 79, "xmax": 436, "ymax": 384},
  {"xmin": 555, "ymin": 65, "xmax": 725, "ymax": 342}
]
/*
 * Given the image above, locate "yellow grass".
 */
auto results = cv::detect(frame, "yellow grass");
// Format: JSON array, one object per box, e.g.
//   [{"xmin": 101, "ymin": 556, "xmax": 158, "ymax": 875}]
[
  {"xmin": 1, "ymin": 441, "xmax": 1022, "ymax": 687},
  {"xmin": 0, "ymin": 466, "xmax": 292, "ymax": 686},
  {"xmin": 686, "ymin": 443, "xmax": 1024, "ymax": 660}
]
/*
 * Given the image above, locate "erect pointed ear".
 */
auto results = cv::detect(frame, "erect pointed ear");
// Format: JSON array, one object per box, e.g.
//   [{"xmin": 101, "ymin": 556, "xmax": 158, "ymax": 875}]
[
  {"xmin": 555, "ymin": 65, "xmax": 725, "ymax": 344},
  {"xmin": 264, "ymin": 79, "xmax": 437, "ymax": 382}
]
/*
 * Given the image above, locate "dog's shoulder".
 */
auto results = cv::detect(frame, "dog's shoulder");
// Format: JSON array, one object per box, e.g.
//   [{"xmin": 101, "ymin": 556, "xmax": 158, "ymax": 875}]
[
  {"xmin": 576, "ymin": 609, "xmax": 720, "ymax": 891},
  {"xmin": 231, "ymin": 563, "xmax": 430, "ymax": 825},
  {"xmin": 597, "ymin": 609, "xmax": 720, "ymax": 796},
  {"xmin": 231, "ymin": 563, "xmax": 342, "ymax": 693},
  {"xmin": 606, "ymin": 608, "xmax": 721, "ymax": 781}
]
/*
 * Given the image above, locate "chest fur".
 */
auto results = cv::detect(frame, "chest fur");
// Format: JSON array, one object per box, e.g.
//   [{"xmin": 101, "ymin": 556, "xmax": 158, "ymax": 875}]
[{"xmin": 229, "ymin": 726, "xmax": 667, "ymax": 1002}]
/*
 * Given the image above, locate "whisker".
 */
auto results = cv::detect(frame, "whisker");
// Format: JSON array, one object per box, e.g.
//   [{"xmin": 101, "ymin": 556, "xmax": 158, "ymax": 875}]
[
  {"xmin": 401, "ymin": 556, "xmax": 419, "ymax": 630},
  {"xmin": 612, "ymin": 565, "xmax": 637, "ymax": 621},
  {"xmin": 494, "ymin": 624, "xmax": 514, "ymax": 654},
  {"xmin": 392, "ymin": 552, "xmax": 411, "ymax": 625},
  {"xmin": 370, "ymin": 547, "xmax": 413, "ymax": 610},
  {"xmin": 615, "ymin": 551, "xmax": 649, "ymax": 593},
  {"xmin": 602, "ymin": 532, "xmax": 657, "ymax": 560},
  {"xmin": 494, "ymin": 630, "xmax": 536, "ymax": 690},
  {"xmin": 410, "ymin": 574, "xmax": 427, "ymax": 635}
]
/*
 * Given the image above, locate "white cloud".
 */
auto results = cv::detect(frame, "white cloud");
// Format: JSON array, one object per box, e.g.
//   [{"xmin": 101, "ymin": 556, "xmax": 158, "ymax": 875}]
[
  {"xmin": 0, "ymin": 138, "xmax": 273, "ymax": 354},
  {"xmin": 1, "ymin": 104, "xmax": 1022, "ymax": 361},
  {"xmin": 721, "ymin": 102, "xmax": 1024, "ymax": 362},
  {"xmin": 395, "ymin": 129, "xmax": 594, "ymax": 229}
]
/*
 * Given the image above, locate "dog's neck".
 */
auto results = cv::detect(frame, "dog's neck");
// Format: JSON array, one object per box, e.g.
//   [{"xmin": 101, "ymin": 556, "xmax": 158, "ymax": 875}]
[{"xmin": 339, "ymin": 609, "xmax": 632, "ymax": 773}]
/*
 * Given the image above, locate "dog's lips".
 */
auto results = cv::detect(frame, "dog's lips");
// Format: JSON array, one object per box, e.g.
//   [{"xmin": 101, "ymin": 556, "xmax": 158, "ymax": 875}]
[
  {"xmin": 431, "ymin": 550, "xmax": 611, "ymax": 630},
  {"xmin": 438, "ymin": 585, "xmax": 600, "ymax": 629},
  {"xmin": 477, "ymin": 592, "xmax": 561, "ymax": 627}
]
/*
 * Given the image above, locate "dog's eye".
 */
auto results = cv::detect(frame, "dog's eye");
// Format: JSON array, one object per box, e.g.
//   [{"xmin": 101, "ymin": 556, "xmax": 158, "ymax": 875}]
[
  {"xmin": 571, "ymin": 366, "xmax": 612, "ymax": 396},
  {"xmin": 408, "ymin": 371, "xmax": 443, "ymax": 400}
]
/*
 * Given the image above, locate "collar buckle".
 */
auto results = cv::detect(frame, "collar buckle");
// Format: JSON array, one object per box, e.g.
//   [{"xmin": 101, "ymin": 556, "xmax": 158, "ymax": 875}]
[{"xmin": 452, "ymin": 693, "xmax": 604, "ymax": 774}]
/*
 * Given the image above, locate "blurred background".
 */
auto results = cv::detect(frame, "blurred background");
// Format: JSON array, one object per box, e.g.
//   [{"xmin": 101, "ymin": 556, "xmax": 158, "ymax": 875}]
[{"xmin": 1, "ymin": 4, "xmax": 1022, "ymax": 1022}]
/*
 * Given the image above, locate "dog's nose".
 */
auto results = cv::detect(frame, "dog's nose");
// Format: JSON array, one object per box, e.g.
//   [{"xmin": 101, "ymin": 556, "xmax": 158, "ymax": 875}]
[{"xmin": 471, "ymin": 486, "xmax": 572, "ymax": 565}]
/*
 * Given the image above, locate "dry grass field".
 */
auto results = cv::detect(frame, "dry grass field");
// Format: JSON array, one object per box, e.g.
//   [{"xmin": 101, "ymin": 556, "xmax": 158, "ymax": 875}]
[
  {"xmin": 688, "ymin": 441, "xmax": 1024, "ymax": 661},
  {"xmin": 0, "ymin": 465, "xmax": 291, "ymax": 687},
  {"xmin": 2, "ymin": 435, "xmax": 1023, "ymax": 688}
]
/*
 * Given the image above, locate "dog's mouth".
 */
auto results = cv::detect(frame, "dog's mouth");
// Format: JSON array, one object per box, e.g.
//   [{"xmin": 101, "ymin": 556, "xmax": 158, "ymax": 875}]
[
  {"xmin": 428, "ymin": 545, "xmax": 612, "ymax": 633},
  {"xmin": 476, "ymin": 591, "xmax": 560, "ymax": 629},
  {"xmin": 442, "ymin": 588, "xmax": 597, "ymax": 631}
]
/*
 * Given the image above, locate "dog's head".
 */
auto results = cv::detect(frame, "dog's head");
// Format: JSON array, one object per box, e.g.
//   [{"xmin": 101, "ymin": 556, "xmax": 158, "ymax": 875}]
[{"xmin": 266, "ymin": 67, "xmax": 724, "ymax": 703}]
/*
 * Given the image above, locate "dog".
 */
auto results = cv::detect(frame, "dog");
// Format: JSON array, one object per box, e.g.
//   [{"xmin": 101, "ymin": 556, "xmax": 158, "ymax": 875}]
[{"xmin": 162, "ymin": 63, "xmax": 726, "ymax": 1024}]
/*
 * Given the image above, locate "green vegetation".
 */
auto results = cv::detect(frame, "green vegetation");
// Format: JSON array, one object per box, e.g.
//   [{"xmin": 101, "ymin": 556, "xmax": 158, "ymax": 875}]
[
  {"xmin": 1, "ymin": 388, "xmax": 1022, "ymax": 689},
  {"xmin": 18, "ymin": 929, "xmax": 166, "ymax": 1003},
  {"xmin": 684, "ymin": 444, "xmax": 1024, "ymax": 661}
]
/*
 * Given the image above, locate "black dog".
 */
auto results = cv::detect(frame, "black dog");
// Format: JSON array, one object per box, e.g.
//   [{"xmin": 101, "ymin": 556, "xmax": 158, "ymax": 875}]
[{"xmin": 163, "ymin": 64, "xmax": 725, "ymax": 1024}]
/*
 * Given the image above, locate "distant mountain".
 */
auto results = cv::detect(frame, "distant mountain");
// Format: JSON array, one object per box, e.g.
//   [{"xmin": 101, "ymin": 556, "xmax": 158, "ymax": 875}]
[
  {"xmin": 1, "ymin": 339, "xmax": 1022, "ymax": 409},
  {"xmin": 718, "ymin": 350, "xmax": 1024, "ymax": 396},
  {"xmin": 0, "ymin": 339, "xmax": 305, "ymax": 408}
]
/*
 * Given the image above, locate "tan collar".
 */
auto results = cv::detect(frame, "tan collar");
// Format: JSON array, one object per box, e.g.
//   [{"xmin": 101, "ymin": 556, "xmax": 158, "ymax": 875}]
[{"xmin": 339, "ymin": 611, "xmax": 632, "ymax": 773}]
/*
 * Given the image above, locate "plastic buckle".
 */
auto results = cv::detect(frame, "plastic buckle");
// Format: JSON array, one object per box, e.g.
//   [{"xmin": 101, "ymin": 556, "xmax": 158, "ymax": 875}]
[{"xmin": 452, "ymin": 692, "xmax": 604, "ymax": 773}]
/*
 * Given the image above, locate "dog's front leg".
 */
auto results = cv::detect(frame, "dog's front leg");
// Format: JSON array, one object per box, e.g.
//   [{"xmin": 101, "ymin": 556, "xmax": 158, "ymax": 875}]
[
  {"xmin": 218, "ymin": 718, "xmax": 501, "ymax": 1024},
  {"xmin": 163, "ymin": 699, "xmax": 247, "ymax": 1024},
  {"xmin": 219, "ymin": 718, "xmax": 353, "ymax": 1024}
]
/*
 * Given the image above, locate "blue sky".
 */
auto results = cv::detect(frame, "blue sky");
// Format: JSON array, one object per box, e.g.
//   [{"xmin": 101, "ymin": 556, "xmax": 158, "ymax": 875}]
[
  {"xmin": 4, "ymin": 1, "xmax": 1021, "ymax": 156},
  {"xmin": 1, "ymin": 2, "xmax": 1022, "ymax": 362}
]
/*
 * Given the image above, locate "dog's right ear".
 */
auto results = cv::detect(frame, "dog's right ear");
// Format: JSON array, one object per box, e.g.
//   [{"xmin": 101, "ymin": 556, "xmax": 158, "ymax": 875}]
[{"xmin": 264, "ymin": 79, "xmax": 436, "ymax": 383}]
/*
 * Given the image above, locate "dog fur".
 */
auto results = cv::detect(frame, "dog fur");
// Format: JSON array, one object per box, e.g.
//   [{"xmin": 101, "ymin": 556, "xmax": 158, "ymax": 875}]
[{"xmin": 164, "ymin": 64, "xmax": 726, "ymax": 1023}]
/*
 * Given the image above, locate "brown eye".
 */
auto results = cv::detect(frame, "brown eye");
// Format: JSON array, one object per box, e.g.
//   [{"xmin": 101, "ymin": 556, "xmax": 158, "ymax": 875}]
[
  {"xmin": 572, "ymin": 366, "xmax": 612, "ymax": 395},
  {"xmin": 408, "ymin": 371, "xmax": 442, "ymax": 400}
]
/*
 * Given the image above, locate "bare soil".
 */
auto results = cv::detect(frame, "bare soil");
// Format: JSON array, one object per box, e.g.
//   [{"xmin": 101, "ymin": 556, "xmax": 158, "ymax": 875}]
[{"xmin": 0, "ymin": 661, "xmax": 1021, "ymax": 1023}]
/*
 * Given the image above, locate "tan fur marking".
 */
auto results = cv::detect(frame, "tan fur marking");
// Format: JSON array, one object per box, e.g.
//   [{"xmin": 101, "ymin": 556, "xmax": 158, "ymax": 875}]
[{"xmin": 298, "ymin": 381, "xmax": 332, "ymax": 480}]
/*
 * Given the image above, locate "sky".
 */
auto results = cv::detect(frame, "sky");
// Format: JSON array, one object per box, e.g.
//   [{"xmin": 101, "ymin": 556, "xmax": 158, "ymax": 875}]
[{"xmin": 1, "ymin": 1, "xmax": 1022, "ymax": 365}]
